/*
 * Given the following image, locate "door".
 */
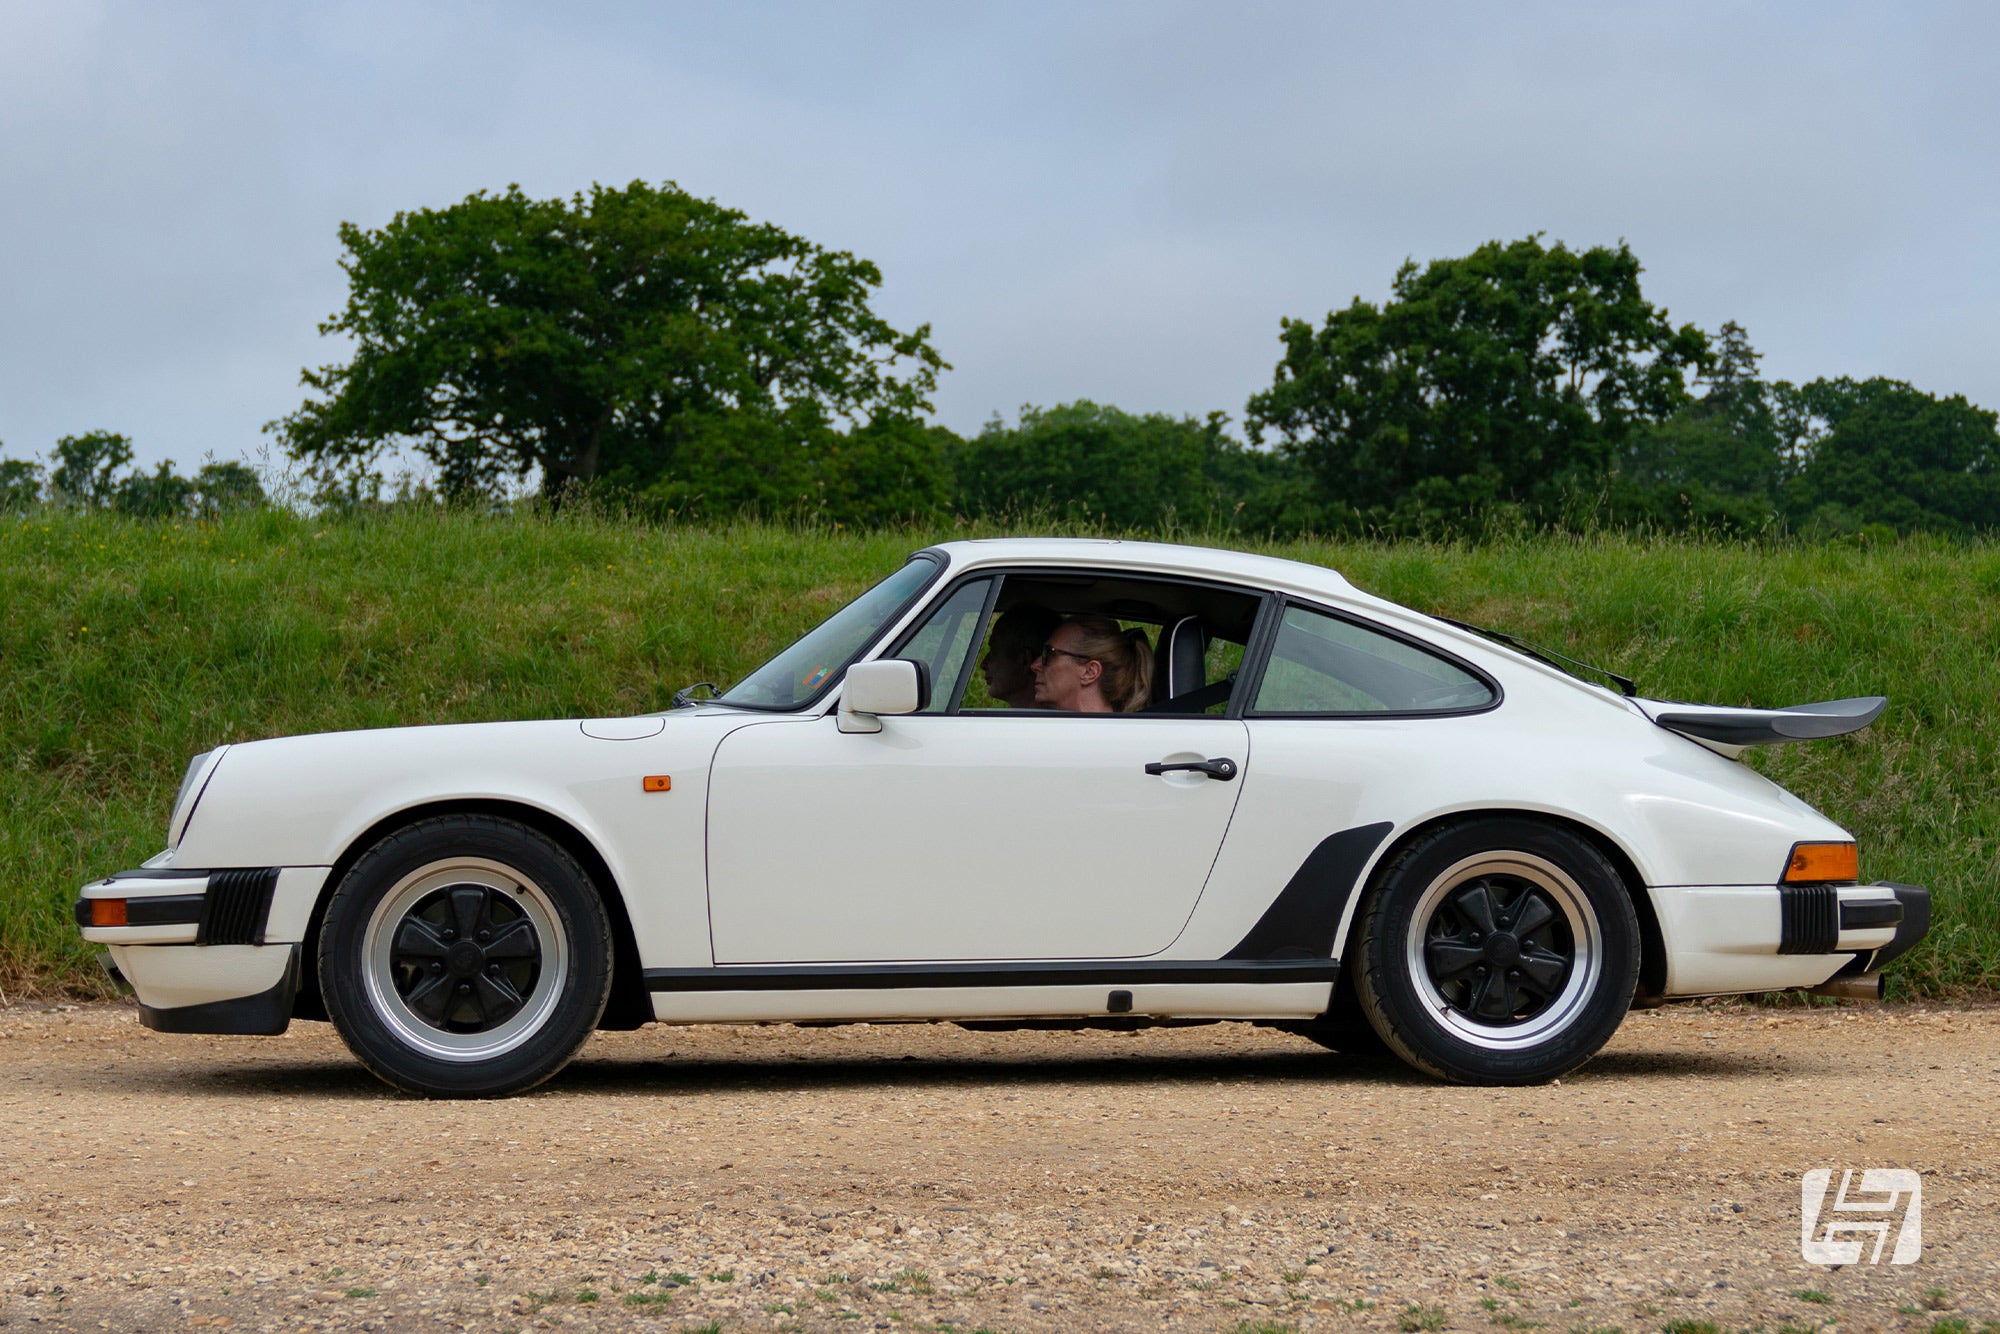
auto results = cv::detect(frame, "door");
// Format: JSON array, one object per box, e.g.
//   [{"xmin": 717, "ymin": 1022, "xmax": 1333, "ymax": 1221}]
[{"xmin": 705, "ymin": 713, "xmax": 1249, "ymax": 963}]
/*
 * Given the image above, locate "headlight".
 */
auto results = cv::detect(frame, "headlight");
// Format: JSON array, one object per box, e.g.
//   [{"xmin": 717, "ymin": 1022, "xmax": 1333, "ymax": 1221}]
[{"xmin": 168, "ymin": 746, "xmax": 228, "ymax": 848}]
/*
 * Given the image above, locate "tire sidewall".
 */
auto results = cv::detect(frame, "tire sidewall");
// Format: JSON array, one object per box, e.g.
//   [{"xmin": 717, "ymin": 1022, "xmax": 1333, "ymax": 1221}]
[
  {"xmin": 1356, "ymin": 818, "xmax": 1638, "ymax": 1085},
  {"xmin": 319, "ymin": 817, "xmax": 612, "ymax": 1097}
]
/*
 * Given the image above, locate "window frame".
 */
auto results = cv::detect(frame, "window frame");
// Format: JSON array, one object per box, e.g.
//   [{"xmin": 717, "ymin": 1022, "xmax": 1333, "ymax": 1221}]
[
  {"xmin": 880, "ymin": 566, "xmax": 1271, "ymax": 718},
  {"xmin": 1237, "ymin": 597, "xmax": 1504, "ymax": 721}
]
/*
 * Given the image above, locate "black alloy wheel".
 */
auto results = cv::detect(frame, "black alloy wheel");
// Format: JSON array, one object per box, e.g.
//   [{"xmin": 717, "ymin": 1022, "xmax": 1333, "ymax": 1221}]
[
  {"xmin": 319, "ymin": 815, "xmax": 612, "ymax": 1097},
  {"xmin": 1354, "ymin": 817, "xmax": 1639, "ymax": 1085}
]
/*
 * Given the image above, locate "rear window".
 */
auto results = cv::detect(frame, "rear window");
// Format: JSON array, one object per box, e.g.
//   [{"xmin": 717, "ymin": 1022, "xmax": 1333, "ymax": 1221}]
[{"xmin": 1252, "ymin": 605, "xmax": 1495, "ymax": 715}]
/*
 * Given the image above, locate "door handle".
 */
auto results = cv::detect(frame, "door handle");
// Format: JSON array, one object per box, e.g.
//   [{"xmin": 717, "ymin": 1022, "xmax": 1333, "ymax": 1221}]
[{"xmin": 1144, "ymin": 757, "xmax": 1238, "ymax": 781}]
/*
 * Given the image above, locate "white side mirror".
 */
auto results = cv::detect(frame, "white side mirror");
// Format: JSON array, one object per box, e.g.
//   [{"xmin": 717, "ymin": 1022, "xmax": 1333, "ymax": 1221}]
[{"xmin": 837, "ymin": 659, "xmax": 930, "ymax": 733}]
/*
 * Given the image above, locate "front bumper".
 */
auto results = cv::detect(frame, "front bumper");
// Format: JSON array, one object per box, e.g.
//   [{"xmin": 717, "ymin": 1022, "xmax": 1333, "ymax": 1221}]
[
  {"xmin": 77, "ymin": 862, "xmax": 329, "ymax": 1033},
  {"xmin": 1651, "ymin": 880, "xmax": 1930, "ymax": 997}
]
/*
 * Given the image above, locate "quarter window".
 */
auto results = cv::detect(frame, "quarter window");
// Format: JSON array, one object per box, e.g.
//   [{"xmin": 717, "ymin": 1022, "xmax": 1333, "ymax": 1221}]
[{"xmin": 1252, "ymin": 605, "xmax": 1494, "ymax": 715}]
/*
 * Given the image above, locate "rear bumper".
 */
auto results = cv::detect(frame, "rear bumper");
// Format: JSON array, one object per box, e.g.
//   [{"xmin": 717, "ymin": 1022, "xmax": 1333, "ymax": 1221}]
[{"xmin": 1652, "ymin": 880, "xmax": 1929, "ymax": 997}]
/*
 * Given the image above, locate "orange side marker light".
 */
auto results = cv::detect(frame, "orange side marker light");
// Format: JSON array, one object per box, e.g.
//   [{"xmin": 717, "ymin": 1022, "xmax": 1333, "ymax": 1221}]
[{"xmin": 642, "ymin": 775, "xmax": 672, "ymax": 793}]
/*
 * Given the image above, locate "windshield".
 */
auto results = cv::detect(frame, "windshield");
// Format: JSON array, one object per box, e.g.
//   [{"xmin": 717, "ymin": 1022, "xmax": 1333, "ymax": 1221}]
[{"xmin": 719, "ymin": 555, "xmax": 941, "ymax": 709}]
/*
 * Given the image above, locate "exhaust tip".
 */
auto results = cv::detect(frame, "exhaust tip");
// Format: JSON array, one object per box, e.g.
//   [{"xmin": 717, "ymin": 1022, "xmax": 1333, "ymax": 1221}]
[{"xmin": 1808, "ymin": 972, "xmax": 1884, "ymax": 1002}]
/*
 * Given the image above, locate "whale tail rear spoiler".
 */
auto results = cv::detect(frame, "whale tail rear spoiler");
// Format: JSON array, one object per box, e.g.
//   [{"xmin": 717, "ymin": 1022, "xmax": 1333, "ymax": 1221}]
[{"xmin": 1637, "ymin": 695, "xmax": 1886, "ymax": 751}]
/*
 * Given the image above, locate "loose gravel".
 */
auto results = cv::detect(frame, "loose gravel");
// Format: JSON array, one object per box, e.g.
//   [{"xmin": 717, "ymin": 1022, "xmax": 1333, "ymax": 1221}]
[{"xmin": 1, "ymin": 1000, "xmax": 1995, "ymax": 1332}]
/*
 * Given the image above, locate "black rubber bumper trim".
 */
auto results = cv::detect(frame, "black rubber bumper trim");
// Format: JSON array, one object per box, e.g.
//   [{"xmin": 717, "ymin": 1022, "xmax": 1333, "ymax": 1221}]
[
  {"xmin": 1839, "ymin": 899, "xmax": 1904, "ymax": 931},
  {"xmin": 1777, "ymin": 884, "xmax": 1840, "ymax": 954},
  {"xmin": 137, "ymin": 945, "xmax": 298, "ymax": 1036},
  {"xmin": 644, "ymin": 958, "xmax": 1339, "ymax": 992},
  {"xmin": 75, "ymin": 867, "xmax": 281, "ymax": 944},
  {"xmin": 74, "ymin": 894, "xmax": 206, "ymax": 929},
  {"xmin": 1841, "ymin": 882, "xmax": 1932, "ymax": 976},
  {"xmin": 196, "ymin": 868, "xmax": 280, "ymax": 946}
]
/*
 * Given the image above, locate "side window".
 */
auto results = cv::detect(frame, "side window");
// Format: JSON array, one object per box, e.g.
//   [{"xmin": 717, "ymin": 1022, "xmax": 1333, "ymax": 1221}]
[
  {"xmin": 890, "ymin": 577, "xmax": 994, "ymax": 713},
  {"xmin": 1252, "ymin": 605, "xmax": 1494, "ymax": 715}
]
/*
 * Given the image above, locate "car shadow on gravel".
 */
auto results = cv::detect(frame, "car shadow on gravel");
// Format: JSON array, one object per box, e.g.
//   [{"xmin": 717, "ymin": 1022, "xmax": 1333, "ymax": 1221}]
[{"xmin": 36, "ymin": 1036, "xmax": 1780, "ymax": 1101}]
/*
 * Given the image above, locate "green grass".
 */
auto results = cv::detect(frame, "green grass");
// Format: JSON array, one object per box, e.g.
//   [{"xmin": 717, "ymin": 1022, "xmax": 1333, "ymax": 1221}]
[{"xmin": 3, "ymin": 506, "xmax": 1996, "ymax": 996}]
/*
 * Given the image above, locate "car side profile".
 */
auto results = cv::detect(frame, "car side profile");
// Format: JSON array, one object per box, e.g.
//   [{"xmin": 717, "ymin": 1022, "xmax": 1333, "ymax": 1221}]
[{"xmin": 76, "ymin": 538, "xmax": 1929, "ymax": 1096}]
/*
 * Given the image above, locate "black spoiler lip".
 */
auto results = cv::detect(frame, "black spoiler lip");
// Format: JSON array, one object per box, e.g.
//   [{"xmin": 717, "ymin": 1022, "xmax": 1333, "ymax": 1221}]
[{"xmin": 1639, "ymin": 695, "xmax": 1887, "ymax": 747}]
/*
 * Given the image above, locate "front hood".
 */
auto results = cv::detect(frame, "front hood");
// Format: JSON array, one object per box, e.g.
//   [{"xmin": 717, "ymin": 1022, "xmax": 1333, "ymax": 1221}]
[{"xmin": 170, "ymin": 710, "xmax": 758, "ymax": 870}]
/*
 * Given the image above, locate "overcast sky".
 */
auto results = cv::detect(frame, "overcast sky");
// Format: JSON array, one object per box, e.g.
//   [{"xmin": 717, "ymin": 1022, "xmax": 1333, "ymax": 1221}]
[{"xmin": 3, "ymin": 1, "xmax": 1995, "ymax": 475}]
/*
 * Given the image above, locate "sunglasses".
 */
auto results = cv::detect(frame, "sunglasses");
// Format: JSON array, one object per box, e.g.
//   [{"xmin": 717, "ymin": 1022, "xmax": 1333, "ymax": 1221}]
[{"xmin": 1037, "ymin": 642, "xmax": 1094, "ymax": 665}]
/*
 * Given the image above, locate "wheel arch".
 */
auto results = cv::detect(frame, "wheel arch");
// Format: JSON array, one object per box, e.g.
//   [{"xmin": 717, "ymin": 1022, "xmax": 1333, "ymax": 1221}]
[
  {"xmin": 295, "ymin": 798, "xmax": 652, "ymax": 1031},
  {"xmin": 1339, "ymin": 808, "xmax": 1666, "ymax": 1002}
]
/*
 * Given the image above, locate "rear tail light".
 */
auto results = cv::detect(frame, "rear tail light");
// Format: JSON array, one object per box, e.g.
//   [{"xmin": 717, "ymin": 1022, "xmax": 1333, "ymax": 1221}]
[{"xmin": 1783, "ymin": 842, "xmax": 1859, "ymax": 884}]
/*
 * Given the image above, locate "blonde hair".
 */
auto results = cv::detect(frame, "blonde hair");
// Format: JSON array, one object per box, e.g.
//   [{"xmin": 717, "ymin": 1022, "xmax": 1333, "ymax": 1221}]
[{"xmin": 1061, "ymin": 616, "xmax": 1153, "ymax": 713}]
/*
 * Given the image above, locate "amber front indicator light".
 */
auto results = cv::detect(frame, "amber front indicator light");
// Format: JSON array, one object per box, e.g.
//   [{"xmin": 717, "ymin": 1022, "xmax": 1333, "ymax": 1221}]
[
  {"xmin": 1783, "ymin": 842, "xmax": 1859, "ymax": 884},
  {"xmin": 90, "ymin": 898, "xmax": 129, "ymax": 928}
]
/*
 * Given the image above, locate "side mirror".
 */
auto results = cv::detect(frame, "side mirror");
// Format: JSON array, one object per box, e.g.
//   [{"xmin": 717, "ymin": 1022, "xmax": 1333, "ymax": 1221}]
[{"xmin": 837, "ymin": 659, "xmax": 931, "ymax": 733}]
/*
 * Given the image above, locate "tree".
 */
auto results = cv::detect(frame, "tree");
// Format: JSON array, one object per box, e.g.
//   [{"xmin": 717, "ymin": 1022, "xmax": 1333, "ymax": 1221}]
[
  {"xmin": 1783, "ymin": 378, "xmax": 2000, "ymax": 535},
  {"xmin": 271, "ymin": 181, "xmax": 947, "ymax": 500},
  {"xmin": 191, "ymin": 461, "xmax": 268, "ymax": 517},
  {"xmin": 113, "ymin": 461, "xmax": 196, "ymax": 518},
  {"xmin": 1611, "ymin": 321, "xmax": 1786, "ymax": 532},
  {"xmin": 0, "ymin": 456, "xmax": 44, "ymax": 511},
  {"xmin": 1246, "ymin": 237, "xmax": 1710, "ymax": 534},
  {"xmin": 50, "ymin": 431, "xmax": 134, "ymax": 508},
  {"xmin": 949, "ymin": 401, "xmax": 1301, "ymax": 531}
]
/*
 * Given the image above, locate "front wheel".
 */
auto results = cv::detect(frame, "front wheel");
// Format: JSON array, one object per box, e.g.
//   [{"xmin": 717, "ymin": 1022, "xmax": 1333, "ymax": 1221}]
[
  {"xmin": 1353, "ymin": 818, "xmax": 1638, "ymax": 1085},
  {"xmin": 319, "ymin": 816, "xmax": 612, "ymax": 1097}
]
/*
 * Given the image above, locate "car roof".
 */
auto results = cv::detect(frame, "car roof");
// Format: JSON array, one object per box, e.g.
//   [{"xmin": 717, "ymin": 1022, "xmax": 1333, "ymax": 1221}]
[{"xmin": 923, "ymin": 537, "xmax": 1360, "ymax": 602}]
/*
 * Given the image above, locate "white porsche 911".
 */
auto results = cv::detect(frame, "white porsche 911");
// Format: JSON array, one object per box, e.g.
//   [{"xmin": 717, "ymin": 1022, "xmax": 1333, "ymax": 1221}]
[{"xmin": 77, "ymin": 539, "xmax": 1928, "ymax": 1096}]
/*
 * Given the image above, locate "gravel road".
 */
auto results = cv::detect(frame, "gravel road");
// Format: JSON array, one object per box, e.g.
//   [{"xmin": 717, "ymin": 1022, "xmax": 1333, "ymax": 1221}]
[{"xmin": 1, "ymin": 1000, "xmax": 1994, "ymax": 1332}]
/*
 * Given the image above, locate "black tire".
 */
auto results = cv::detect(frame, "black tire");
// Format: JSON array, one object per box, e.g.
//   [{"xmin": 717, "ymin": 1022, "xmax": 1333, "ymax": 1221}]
[
  {"xmin": 1353, "ymin": 818, "xmax": 1638, "ymax": 1085},
  {"xmin": 318, "ymin": 815, "xmax": 612, "ymax": 1098}
]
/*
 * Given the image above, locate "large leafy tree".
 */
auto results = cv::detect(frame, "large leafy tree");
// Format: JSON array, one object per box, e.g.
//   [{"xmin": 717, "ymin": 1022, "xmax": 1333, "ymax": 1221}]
[
  {"xmin": 1246, "ymin": 237, "xmax": 1710, "ymax": 533},
  {"xmin": 1782, "ymin": 378, "xmax": 2000, "ymax": 535},
  {"xmin": 271, "ymin": 181, "xmax": 946, "ymax": 499}
]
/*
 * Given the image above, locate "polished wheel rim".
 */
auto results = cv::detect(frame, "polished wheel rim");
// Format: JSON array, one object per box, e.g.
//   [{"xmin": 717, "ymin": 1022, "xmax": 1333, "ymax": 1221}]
[
  {"xmin": 361, "ymin": 858, "xmax": 569, "ymax": 1062},
  {"xmin": 1403, "ymin": 851, "xmax": 1600, "ymax": 1051}
]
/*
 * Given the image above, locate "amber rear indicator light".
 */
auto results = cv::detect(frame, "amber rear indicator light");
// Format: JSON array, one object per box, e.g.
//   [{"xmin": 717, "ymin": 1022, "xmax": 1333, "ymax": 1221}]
[
  {"xmin": 1783, "ymin": 841, "xmax": 1859, "ymax": 884},
  {"xmin": 90, "ymin": 898, "xmax": 129, "ymax": 928}
]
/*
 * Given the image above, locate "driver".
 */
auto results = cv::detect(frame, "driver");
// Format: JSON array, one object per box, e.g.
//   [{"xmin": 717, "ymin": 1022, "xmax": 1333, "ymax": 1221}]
[{"xmin": 1031, "ymin": 616, "xmax": 1153, "ymax": 713}]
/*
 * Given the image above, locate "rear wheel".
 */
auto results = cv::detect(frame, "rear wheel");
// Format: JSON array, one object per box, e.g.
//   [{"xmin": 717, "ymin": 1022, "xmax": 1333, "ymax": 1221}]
[
  {"xmin": 319, "ymin": 816, "xmax": 611, "ymax": 1097},
  {"xmin": 1354, "ymin": 818, "xmax": 1637, "ymax": 1084}
]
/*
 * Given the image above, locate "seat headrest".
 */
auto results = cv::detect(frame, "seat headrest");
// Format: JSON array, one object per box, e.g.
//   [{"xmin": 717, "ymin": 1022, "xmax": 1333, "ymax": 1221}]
[{"xmin": 1152, "ymin": 615, "xmax": 1208, "ymax": 705}]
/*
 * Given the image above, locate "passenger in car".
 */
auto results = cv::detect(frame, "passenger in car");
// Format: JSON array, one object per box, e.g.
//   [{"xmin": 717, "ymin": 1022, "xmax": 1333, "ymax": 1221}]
[
  {"xmin": 979, "ymin": 602, "xmax": 1062, "ymax": 708},
  {"xmin": 1031, "ymin": 616, "xmax": 1154, "ymax": 713}
]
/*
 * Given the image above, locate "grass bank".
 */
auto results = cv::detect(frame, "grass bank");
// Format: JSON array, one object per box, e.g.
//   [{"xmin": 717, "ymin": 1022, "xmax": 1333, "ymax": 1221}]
[{"xmin": 3, "ymin": 507, "xmax": 1994, "ymax": 999}]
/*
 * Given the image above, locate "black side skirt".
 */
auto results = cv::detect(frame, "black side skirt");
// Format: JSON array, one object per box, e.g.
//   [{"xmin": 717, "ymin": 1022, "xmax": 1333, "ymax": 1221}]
[{"xmin": 644, "ymin": 958, "xmax": 1337, "ymax": 993}]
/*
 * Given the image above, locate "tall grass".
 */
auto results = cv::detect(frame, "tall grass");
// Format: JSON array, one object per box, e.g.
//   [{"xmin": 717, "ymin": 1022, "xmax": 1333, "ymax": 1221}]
[{"xmin": 3, "ymin": 507, "xmax": 1993, "ymax": 998}]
